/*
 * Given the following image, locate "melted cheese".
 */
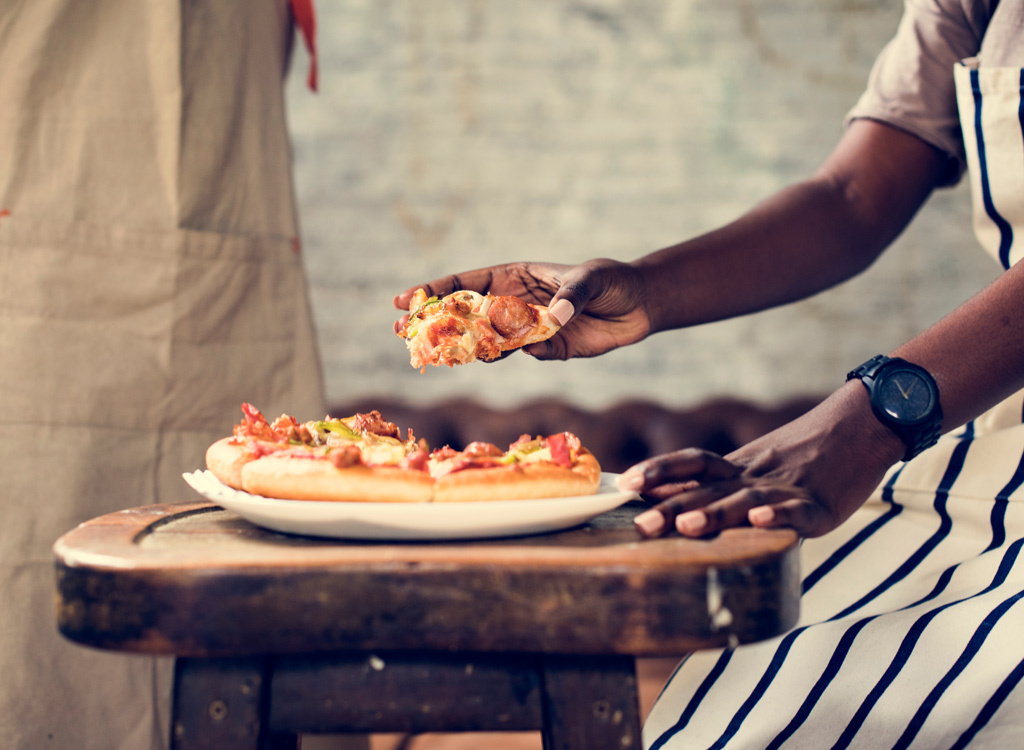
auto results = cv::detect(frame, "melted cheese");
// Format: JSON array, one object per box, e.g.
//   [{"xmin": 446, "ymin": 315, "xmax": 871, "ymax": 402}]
[
  {"xmin": 358, "ymin": 433, "xmax": 409, "ymax": 466},
  {"xmin": 405, "ymin": 292, "xmax": 504, "ymax": 369},
  {"xmin": 515, "ymin": 446, "xmax": 553, "ymax": 464}
]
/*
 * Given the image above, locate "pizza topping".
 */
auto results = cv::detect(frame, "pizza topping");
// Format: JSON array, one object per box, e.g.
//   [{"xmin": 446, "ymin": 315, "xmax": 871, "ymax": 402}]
[
  {"xmin": 505, "ymin": 432, "xmax": 583, "ymax": 468},
  {"xmin": 487, "ymin": 295, "xmax": 539, "ymax": 340},
  {"xmin": 507, "ymin": 435, "xmax": 545, "ymax": 461},
  {"xmin": 427, "ymin": 441, "xmax": 508, "ymax": 477},
  {"xmin": 227, "ymin": 404, "xmax": 427, "ymax": 471},
  {"xmin": 409, "ymin": 291, "xmax": 442, "ymax": 320},
  {"xmin": 235, "ymin": 403, "xmax": 304, "ymax": 444},
  {"xmin": 443, "ymin": 292, "xmax": 476, "ymax": 317},
  {"xmin": 462, "ymin": 441, "xmax": 504, "ymax": 458},
  {"xmin": 359, "ymin": 434, "xmax": 413, "ymax": 467},
  {"xmin": 424, "ymin": 433, "xmax": 587, "ymax": 477},
  {"xmin": 546, "ymin": 432, "xmax": 572, "ymax": 468},
  {"xmin": 430, "ymin": 445, "xmax": 460, "ymax": 462},
  {"xmin": 326, "ymin": 444, "xmax": 362, "ymax": 468},
  {"xmin": 427, "ymin": 454, "xmax": 506, "ymax": 478},
  {"xmin": 246, "ymin": 439, "xmax": 293, "ymax": 459},
  {"xmin": 309, "ymin": 419, "xmax": 361, "ymax": 446},
  {"xmin": 345, "ymin": 410, "xmax": 401, "ymax": 439},
  {"xmin": 427, "ymin": 317, "xmax": 467, "ymax": 348},
  {"xmin": 402, "ymin": 446, "xmax": 430, "ymax": 472}
]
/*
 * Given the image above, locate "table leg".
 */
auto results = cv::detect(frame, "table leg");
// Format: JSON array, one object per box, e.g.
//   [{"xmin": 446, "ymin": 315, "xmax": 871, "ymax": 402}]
[
  {"xmin": 171, "ymin": 657, "xmax": 299, "ymax": 750},
  {"xmin": 539, "ymin": 654, "xmax": 642, "ymax": 750}
]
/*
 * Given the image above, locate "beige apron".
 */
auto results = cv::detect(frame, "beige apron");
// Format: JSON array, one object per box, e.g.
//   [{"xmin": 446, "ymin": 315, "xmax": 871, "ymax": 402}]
[{"xmin": 0, "ymin": 1, "xmax": 325, "ymax": 747}]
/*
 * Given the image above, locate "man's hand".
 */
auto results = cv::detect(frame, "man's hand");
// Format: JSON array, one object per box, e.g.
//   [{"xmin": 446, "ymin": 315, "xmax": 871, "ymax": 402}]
[
  {"xmin": 621, "ymin": 382, "xmax": 905, "ymax": 539},
  {"xmin": 394, "ymin": 258, "xmax": 654, "ymax": 360}
]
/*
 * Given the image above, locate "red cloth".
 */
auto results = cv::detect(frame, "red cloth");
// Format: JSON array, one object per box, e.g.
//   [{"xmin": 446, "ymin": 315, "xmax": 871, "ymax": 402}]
[{"xmin": 289, "ymin": 0, "xmax": 318, "ymax": 91}]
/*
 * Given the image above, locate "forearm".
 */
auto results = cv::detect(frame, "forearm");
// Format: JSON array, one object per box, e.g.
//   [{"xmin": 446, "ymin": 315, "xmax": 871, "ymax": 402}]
[
  {"xmin": 805, "ymin": 259, "xmax": 1024, "ymax": 477},
  {"xmin": 632, "ymin": 120, "xmax": 947, "ymax": 334},
  {"xmin": 891, "ymin": 260, "xmax": 1024, "ymax": 431},
  {"xmin": 632, "ymin": 179, "xmax": 884, "ymax": 332}
]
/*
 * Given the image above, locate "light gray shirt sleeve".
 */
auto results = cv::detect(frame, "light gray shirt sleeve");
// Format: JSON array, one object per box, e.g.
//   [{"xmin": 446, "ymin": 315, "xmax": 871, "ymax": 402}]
[{"xmin": 844, "ymin": 0, "xmax": 995, "ymax": 186}]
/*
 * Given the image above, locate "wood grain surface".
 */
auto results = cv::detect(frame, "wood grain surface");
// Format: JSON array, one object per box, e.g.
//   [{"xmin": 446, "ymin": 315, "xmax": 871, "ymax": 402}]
[{"xmin": 54, "ymin": 500, "xmax": 799, "ymax": 659}]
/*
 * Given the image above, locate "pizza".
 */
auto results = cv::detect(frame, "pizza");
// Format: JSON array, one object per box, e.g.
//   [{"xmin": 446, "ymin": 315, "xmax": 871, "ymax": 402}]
[
  {"xmin": 205, "ymin": 403, "xmax": 602, "ymax": 503},
  {"xmin": 396, "ymin": 288, "xmax": 561, "ymax": 372}
]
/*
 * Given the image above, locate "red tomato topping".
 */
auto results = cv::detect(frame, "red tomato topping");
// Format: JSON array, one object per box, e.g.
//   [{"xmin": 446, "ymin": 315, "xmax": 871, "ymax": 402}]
[
  {"xmin": 247, "ymin": 440, "xmax": 289, "ymax": 458},
  {"xmin": 431, "ymin": 446, "xmax": 461, "ymax": 461},
  {"xmin": 234, "ymin": 403, "xmax": 302, "ymax": 443},
  {"xmin": 462, "ymin": 441, "xmax": 503, "ymax": 458},
  {"xmin": 402, "ymin": 447, "xmax": 430, "ymax": 472},
  {"xmin": 427, "ymin": 317, "xmax": 465, "ymax": 347},
  {"xmin": 546, "ymin": 432, "xmax": 572, "ymax": 467}
]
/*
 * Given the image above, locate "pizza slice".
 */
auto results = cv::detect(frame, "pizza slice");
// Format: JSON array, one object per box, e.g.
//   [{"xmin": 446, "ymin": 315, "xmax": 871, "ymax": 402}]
[
  {"xmin": 428, "ymin": 432, "xmax": 602, "ymax": 502},
  {"xmin": 206, "ymin": 403, "xmax": 433, "ymax": 502},
  {"xmin": 396, "ymin": 288, "xmax": 561, "ymax": 372}
]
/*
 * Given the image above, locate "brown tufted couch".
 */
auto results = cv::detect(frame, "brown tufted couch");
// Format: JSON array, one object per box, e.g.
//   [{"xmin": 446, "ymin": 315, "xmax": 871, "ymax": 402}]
[{"xmin": 328, "ymin": 395, "xmax": 822, "ymax": 473}]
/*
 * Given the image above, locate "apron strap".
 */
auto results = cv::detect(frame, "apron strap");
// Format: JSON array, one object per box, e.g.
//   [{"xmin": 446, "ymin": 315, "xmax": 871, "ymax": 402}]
[{"xmin": 289, "ymin": 0, "xmax": 318, "ymax": 92}]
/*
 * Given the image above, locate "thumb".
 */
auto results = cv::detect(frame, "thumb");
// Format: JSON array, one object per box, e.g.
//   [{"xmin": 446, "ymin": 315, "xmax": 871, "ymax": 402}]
[
  {"xmin": 546, "ymin": 264, "xmax": 606, "ymax": 326},
  {"xmin": 547, "ymin": 297, "xmax": 575, "ymax": 326}
]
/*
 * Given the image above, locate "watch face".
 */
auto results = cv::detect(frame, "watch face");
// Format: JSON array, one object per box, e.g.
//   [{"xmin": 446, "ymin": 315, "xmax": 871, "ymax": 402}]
[{"xmin": 876, "ymin": 368, "xmax": 936, "ymax": 424}]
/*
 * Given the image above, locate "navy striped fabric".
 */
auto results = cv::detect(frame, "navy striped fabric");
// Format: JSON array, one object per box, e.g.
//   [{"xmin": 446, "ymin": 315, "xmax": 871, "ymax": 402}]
[
  {"xmin": 969, "ymin": 68, "xmax": 1014, "ymax": 270},
  {"xmin": 645, "ymin": 416, "xmax": 1024, "ymax": 748}
]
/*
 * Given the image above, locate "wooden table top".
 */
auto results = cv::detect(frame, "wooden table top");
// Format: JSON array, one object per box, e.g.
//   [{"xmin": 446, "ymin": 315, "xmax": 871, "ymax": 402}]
[{"xmin": 54, "ymin": 500, "xmax": 799, "ymax": 659}]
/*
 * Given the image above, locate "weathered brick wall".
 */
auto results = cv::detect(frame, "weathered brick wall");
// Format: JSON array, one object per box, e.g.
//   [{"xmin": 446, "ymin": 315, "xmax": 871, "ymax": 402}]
[{"xmin": 287, "ymin": 0, "xmax": 998, "ymax": 410}]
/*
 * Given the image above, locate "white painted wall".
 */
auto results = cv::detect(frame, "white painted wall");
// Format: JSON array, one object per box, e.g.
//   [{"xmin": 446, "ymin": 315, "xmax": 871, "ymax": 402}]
[{"xmin": 287, "ymin": 0, "xmax": 999, "ymax": 409}]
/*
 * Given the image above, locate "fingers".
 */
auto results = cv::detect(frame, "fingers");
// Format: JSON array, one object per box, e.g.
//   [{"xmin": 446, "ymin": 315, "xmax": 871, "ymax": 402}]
[
  {"xmin": 392, "ymin": 268, "xmax": 497, "ymax": 310},
  {"xmin": 616, "ymin": 448, "xmax": 741, "ymax": 493},
  {"xmin": 634, "ymin": 483, "xmax": 748, "ymax": 538},
  {"xmin": 619, "ymin": 449, "xmax": 744, "ymax": 538},
  {"xmin": 633, "ymin": 480, "xmax": 822, "ymax": 539},
  {"xmin": 747, "ymin": 497, "xmax": 834, "ymax": 538}
]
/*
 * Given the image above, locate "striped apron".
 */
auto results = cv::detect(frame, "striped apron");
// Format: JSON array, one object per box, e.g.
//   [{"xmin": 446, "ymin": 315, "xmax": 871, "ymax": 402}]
[{"xmin": 643, "ymin": 61, "xmax": 1024, "ymax": 749}]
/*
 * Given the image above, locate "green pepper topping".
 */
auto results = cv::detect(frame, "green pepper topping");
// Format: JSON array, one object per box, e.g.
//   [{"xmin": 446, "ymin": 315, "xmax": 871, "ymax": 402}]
[
  {"xmin": 410, "ymin": 295, "xmax": 441, "ymax": 319},
  {"xmin": 311, "ymin": 419, "xmax": 360, "ymax": 443},
  {"xmin": 513, "ymin": 441, "xmax": 543, "ymax": 456}
]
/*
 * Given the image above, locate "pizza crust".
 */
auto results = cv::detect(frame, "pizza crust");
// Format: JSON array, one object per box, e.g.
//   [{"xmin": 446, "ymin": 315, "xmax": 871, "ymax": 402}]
[
  {"xmin": 205, "ymin": 437, "xmax": 251, "ymax": 490},
  {"xmin": 241, "ymin": 457, "xmax": 434, "ymax": 503},
  {"xmin": 504, "ymin": 306, "xmax": 561, "ymax": 349}
]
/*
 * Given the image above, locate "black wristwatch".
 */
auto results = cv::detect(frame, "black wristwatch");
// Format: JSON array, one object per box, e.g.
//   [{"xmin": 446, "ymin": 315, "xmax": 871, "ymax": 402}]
[{"xmin": 846, "ymin": 355, "xmax": 943, "ymax": 462}]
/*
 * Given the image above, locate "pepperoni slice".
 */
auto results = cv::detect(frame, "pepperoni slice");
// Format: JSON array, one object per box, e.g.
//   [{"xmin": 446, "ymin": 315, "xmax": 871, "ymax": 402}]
[{"xmin": 487, "ymin": 295, "xmax": 539, "ymax": 339}]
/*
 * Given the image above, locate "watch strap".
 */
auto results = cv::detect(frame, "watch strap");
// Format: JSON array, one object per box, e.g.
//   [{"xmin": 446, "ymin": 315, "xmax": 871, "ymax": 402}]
[
  {"xmin": 847, "ymin": 355, "xmax": 943, "ymax": 462},
  {"xmin": 846, "ymin": 354, "xmax": 890, "ymax": 384}
]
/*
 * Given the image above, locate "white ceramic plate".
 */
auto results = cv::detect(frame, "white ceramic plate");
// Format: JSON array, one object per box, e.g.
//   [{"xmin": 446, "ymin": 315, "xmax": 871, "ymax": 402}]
[{"xmin": 182, "ymin": 470, "xmax": 637, "ymax": 541}]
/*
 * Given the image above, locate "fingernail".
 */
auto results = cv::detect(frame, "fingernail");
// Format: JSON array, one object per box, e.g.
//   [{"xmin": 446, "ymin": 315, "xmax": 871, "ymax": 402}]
[
  {"xmin": 549, "ymin": 299, "xmax": 575, "ymax": 326},
  {"xmin": 634, "ymin": 510, "xmax": 665, "ymax": 537},
  {"xmin": 749, "ymin": 506, "xmax": 774, "ymax": 525},
  {"xmin": 676, "ymin": 511, "xmax": 707, "ymax": 534},
  {"xmin": 616, "ymin": 470, "xmax": 644, "ymax": 492}
]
